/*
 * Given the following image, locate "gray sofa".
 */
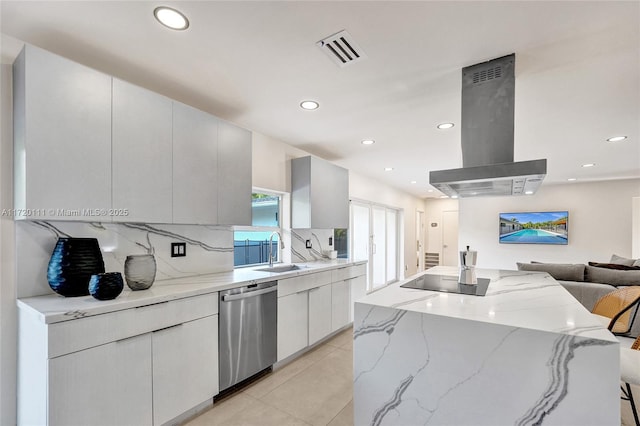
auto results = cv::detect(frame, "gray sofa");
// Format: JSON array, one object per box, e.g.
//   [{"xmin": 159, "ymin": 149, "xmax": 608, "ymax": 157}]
[{"xmin": 517, "ymin": 254, "xmax": 640, "ymax": 337}]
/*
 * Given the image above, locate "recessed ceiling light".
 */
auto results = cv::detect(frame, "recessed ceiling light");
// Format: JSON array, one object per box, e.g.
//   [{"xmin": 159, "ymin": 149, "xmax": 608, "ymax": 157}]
[
  {"xmin": 410, "ymin": 180, "xmax": 417, "ymax": 184},
  {"xmin": 154, "ymin": 6, "xmax": 189, "ymax": 30},
  {"xmin": 451, "ymin": 195, "xmax": 459, "ymax": 199},
  {"xmin": 437, "ymin": 123, "xmax": 455, "ymax": 130},
  {"xmin": 567, "ymin": 178, "xmax": 577, "ymax": 181},
  {"xmin": 300, "ymin": 100, "xmax": 319, "ymax": 110},
  {"xmin": 607, "ymin": 136, "xmax": 627, "ymax": 142},
  {"xmin": 384, "ymin": 167, "xmax": 393, "ymax": 172},
  {"xmin": 439, "ymin": 195, "xmax": 449, "ymax": 199},
  {"xmin": 582, "ymin": 163, "xmax": 596, "ymax": 168},
  {"xmin": 427, "ymin": 189, "xmax": 434, "ymax": 192},
  {"xmin": 361, "ymin": 139, "xmax": 375, "ymax": 145},
  {"xmin": 524, "ymin": 191, "xmax": 534, "ymax": 195}
]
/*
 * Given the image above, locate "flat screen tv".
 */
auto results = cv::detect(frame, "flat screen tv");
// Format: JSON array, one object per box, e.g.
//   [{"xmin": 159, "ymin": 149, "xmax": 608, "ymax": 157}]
[{"xmin": 499, "ymin": 211, "xmax": 568, "ymax": 245}]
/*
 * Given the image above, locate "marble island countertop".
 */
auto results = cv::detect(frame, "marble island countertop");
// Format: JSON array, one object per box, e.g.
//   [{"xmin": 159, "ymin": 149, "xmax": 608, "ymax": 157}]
[
  {"xmin": 360, "ymin": 265, "xmax": 615, "ymax": 341},
  {"xmin": 18, "ymin": 259, "xmax": 366, "ymax": 324},
  {"xmin": 353, "ymin": 266, "xmax": 619, "ymax": 425}
]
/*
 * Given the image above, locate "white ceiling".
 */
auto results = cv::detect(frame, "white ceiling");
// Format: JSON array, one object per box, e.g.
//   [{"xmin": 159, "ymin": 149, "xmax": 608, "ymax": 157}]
[{"xmin": 1, "ymin": 1, "xmax": 638, "ymax": 198}]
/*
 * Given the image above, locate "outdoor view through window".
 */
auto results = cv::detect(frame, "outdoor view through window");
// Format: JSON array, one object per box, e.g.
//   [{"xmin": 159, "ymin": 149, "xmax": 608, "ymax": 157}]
[{"xmin": 234, "ymin": 193, "xmax": 280, "ymax": 266}]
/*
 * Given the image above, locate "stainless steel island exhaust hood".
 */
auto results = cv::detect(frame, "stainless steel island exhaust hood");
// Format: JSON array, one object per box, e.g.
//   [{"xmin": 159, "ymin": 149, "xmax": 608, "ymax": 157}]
[{"xmin": 430, "ymin": 54, "xmax": 546, "ymax": 197}]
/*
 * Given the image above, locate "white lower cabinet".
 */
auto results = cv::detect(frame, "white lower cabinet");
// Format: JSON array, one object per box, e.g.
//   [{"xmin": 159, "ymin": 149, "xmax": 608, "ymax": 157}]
[
  {"xmin": 152, "ymin": 315, "xmax": 218, "ymax": 425},
  {"xmin": 331, "ymin": 280, "xmax": 350, "ymax": 332},
  {"xmin": 277, "ymin": 291, "xmax": 309, "ymax": 361},
  {"xmin": 18, "ymin": 293, "xmax": 218, "ymax": 426},
  {"xmin": 49, "ymin": 334, "xmax": 153, "ymax": 426},
  {"xmin": 308, "ymin": 284, "xmax": 332, "ymax": 345},
  {"xmin": 277, "ymin": 264, "xmax": 366, "ymax": 361}
]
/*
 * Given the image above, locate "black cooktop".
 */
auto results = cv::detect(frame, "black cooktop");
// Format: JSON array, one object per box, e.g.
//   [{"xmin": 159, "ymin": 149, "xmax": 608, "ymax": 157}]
[{"xmin": 400, "ymin": 274, "xmax": 490, "ymax": 296}]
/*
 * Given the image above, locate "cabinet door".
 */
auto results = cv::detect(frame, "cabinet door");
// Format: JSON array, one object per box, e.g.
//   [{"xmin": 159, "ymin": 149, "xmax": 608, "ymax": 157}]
[
  {"xmin": 14, "ymin": 45, "xmax": 112, "ymax": 220},
  {"xmin": 308, "ymin": 284, "xmax": 332, "ymax": 345},
  {"xmin": 173, "ymin": 102, "xmax": 219, "ymax": 224},
  {"xmin": 112, "ymin": 79, "xmax": 173, "ymax": 223},
  {"xmin": 331, "ymin": 280, "xmax": 350, "ymax": 332},
  {"xmin": 48, "ymin": 334, "xmax": 152, "ymax": 426},
  {"xmin": 349, "ymin": 275, "xmax": 367, "ymax": 322},
  {"xmin": 277, "ymin": 292, "xmax": 308, "ymax": 361},
  {"xmin": 152, "ymin": 315, "xmax": 218, "ymax": 425},
  {"xmin": 310, "ymin": 156, "xmax": 349, "ymax": 229},
  {"xmin": 217, "ymin": 120, "xmax": 251, "ymax": 225}
]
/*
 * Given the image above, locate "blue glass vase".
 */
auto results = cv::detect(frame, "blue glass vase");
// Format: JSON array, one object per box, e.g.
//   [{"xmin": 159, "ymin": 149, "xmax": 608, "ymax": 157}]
[
  {"xmin": 47, "ymin": 238, "xmax": 105, "ymax": 297},
  {"xmin": 89, "ymin": 272, "xmax": 124, "ymax": 301}
]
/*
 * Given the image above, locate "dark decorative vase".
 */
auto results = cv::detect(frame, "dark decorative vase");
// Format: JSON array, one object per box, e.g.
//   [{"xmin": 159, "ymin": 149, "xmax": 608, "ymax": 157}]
[
  {"xmin": 47, "ymin": 238, "xmax": 105, "ymax": 297},
  {"xmin": 89, "ymin": 272, "xmax": 124, "ymax": 301}
]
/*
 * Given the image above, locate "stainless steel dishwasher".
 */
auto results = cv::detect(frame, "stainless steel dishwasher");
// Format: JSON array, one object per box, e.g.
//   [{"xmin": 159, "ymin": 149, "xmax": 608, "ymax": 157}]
[{"xmin": 219, "ymin": 281, "xmax": 277, "ymax": 392}]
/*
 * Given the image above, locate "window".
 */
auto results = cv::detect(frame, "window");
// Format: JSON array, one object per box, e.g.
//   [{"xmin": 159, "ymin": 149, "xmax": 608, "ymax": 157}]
[{"xmin": 234, "ymin": 192, "xmax": 282, "ymax": 267}]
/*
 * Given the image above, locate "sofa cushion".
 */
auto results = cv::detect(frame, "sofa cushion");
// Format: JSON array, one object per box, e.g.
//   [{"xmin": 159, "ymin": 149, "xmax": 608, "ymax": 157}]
[
  {"xmin": 516, "ymin": 262, "xmax": 585, "ymax": 281},
  {"xmin": 634, "ymin": 259, "xmax": 640, "ymax": 268},
  {"xmin": 611, "ymin": 254, "xmax": 637, "ymax": 266},
  {"xmin": 586, "ymin": 265, "xmax": 640, "ymax": 286},
  {"xmin": 588, "ymin": 261, "xmax": 640, "ymax": 271}
]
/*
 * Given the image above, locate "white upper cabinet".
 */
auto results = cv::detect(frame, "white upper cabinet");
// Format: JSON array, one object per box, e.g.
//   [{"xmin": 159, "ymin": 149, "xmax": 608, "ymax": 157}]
[
  {"xmin": 217, "ymin": 120, "xmax": 252, "ymax": 225},
  {"xmin": 291, "ymin": 156, "xmax": 349, "ymax": 229},
  {"xmin": 112, "ymin": 79, "xmax": 173, "ymax": 223},
  {"xmin": 13, "ymin": 45, "xmax": 112, "ymax": 221},
  {"xmin": 13, "ymin": 45, "xmax": 252, "ymax": 226},
  {"xmin": 172, "ymin": 102, "xmax": 219, "ymax": 224}
]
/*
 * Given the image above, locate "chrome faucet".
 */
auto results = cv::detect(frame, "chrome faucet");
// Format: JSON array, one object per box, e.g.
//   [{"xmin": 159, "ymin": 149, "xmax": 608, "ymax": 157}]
[{"xmin": 268, "ymin": 231, "xmax": 285, "ymax": 267}]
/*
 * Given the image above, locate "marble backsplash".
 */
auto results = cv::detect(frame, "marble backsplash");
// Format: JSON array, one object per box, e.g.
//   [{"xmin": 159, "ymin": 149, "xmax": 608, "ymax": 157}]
[
  {"xmin": 16, "ymin": 220, "xmax": 234, "ymax": 298},
  {"xmin": 291, "ymin": 229, "xmax": 334, "ymax": 262}
]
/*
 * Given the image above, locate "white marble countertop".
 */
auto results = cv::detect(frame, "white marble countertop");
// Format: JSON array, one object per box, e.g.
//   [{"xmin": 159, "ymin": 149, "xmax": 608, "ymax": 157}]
[
  {"xmin": 357, "ymin": 265, "xmax": 616, "ymax": 342},
  {"xmin": 18, "ymin": 259, "xmax": 366, "ymax": 324}
]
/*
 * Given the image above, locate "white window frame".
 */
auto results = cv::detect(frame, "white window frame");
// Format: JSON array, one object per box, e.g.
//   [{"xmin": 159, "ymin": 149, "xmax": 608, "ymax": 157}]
[{"xmin": 234, "ymin": 188, "xmax": 289, "ymax": 268}]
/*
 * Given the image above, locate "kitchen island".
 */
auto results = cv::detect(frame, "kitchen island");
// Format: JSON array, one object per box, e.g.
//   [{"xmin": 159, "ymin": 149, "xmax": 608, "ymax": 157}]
[{"xmin": 353, "ymin": 266, "xmax": 619, "ymax": 425}]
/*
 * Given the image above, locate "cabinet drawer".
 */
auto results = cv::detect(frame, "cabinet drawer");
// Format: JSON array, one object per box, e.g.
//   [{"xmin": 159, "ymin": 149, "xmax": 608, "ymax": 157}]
[
  {"xmin": 331, "ymin": 264, "xmax": 366, "ymax": 282},
  {"xmin": 48, "ymin": 292, "xmax": 218, "ymax": 358},
  {"xmin": 277, "ymin": 271, "xmax": 332, "ymax": 298}
]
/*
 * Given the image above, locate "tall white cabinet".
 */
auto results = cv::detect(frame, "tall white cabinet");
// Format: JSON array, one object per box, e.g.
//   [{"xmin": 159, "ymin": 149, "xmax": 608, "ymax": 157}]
[
  {"xmin": 172, "ymin": 102, "xmax": 219, "ymax": 224},
  {"xmin": 217, "ymin": 120, "xmax": 252, "ymax": 225},
  {"xmin": 13, "ymin": 44, "xmax": 112, "ymax": 221},
  {"xmin": 112, "ymin": 79, "xmax": 173, "ymax": 223},
  {"xmin": 291, "ymin": 156, "xmax": 349, "ymax": 229},
  {"xmin": 13, "ymin": 44, "xmax": 252, "ymax": 225}
]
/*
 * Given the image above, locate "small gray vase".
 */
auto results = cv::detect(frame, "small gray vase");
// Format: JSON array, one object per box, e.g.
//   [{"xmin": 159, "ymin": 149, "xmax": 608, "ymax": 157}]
[{"xmin": 124, "ymin": 254, "xmax": 156, "ymax": 291}]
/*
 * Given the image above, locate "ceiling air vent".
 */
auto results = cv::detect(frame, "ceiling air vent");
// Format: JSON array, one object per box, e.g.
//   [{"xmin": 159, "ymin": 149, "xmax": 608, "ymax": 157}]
[{"xmin": 317, "ymin": 30, "xmax": 367, "ymax": 67}]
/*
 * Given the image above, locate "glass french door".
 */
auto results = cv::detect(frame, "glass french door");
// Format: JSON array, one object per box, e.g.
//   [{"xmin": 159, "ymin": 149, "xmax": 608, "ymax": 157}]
[{"xmin": 350, "ymin": 201, "xmax": 399, "ymax": 292}]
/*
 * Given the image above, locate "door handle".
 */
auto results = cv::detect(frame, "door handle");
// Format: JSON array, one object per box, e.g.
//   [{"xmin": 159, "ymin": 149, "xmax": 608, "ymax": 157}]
[{"xmin": 221, "ymin": 286, "xmax": 277, "ymax": 302}]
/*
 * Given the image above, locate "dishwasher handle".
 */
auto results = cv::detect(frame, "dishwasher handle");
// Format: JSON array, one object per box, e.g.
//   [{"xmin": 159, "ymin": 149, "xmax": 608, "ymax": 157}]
[{"xmin": 221, "ymin": 286, "xmax": 277, "ymax": 302}]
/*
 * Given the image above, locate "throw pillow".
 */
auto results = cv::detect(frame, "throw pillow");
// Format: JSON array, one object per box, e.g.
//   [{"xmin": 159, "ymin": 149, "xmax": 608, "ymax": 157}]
[
  {"xmin": 586, "ymin": 265, "xmax": 640, "ymax": 286},
  {"xmin": 516, "ymin": 262, "xmax": 585, "ymax": 281},
  {"xmin": 634, "ymin": 259, "xmax": 640, "ymax": 268},
  {"xmin": 610, "ymin": 254, "xmax": 636, "ymax": 266},
  {"xmin": 588, "ymin": 262, "xmax": 640, "ymax": 271}
]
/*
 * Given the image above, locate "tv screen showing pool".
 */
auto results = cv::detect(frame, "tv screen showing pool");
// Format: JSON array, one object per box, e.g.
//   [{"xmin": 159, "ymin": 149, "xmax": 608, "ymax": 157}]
[{"xmin": 499, "ymin": 211, "xmax": 568, "ymax": 245}]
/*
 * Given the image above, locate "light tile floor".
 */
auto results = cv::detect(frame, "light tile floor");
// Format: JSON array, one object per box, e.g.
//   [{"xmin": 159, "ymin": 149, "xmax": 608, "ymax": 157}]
[{"xmin": 185, "ymin": 328, "xmax": 354, "ymax": 426}]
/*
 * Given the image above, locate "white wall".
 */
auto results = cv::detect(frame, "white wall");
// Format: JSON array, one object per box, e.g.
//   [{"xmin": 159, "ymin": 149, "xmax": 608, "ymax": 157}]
[
  {"xmin": 0, "ymin": 63, "xmax": 17, "ymax": 426},
  {"xmin": 424, "ymin": 198, "xmax": 459, "ymax": 262},
  {"xmin": 252, "ymin": 132, "xmax": 308, "ymax": 193},
  {"xmin": 458, "ymin": 179, "xmax": 640, "ymax": 269}
]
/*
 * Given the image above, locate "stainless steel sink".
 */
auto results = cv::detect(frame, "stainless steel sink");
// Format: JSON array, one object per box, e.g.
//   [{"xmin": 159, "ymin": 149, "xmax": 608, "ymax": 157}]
[{"xmin": 256, "ymin": 264, "xmax": 307, "ymax": 273}]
